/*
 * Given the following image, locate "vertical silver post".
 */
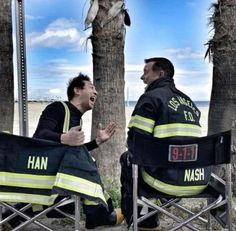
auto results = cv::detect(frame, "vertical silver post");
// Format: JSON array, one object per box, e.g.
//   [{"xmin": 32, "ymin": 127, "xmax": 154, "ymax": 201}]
[
  {"xmin": 226, "ymin": 163, "xmax": 233, "ymax": 231},
  {"xmin": 132, "ymin": 164, "xmax": 138, "ymax": 231},
  {"xmin": 74, "ymin": 196, "xmax": 80, "ymax": 231},
  {"xmin": 0, "ymin": 205, "xmax": 2, "ymax": 231},
  {"xmin": 126, "ymin": 86, "xmax": 129, "ymax": 107},
  {"xmin": 15, "ymin": 0, "xmax": 28, "ymax": 136}
]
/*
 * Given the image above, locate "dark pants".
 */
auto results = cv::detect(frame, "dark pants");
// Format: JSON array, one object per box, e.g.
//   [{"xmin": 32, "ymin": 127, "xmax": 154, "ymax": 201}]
[
  {"xmin": 83, "ymin": 197, "xmax": 116, "ymax": 229},
  {"xmin": 120, "ymin": 151, "xmax": 159, "ymax": 227}
]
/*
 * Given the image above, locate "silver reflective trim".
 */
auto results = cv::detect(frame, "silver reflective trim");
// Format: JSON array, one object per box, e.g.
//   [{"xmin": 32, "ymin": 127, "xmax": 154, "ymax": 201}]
[
  {"xmin": 54, "ymin": 173, "xmax": 106, "ymax": 203},
  {"xmin": 154, "ymin": 123, "xmax": 202, "ymax": 138},
  {"xmin": 128, "ymin": 115, "xmax": 155, "ymax": 133},
  {"xmin": 0, "ymin": 192, "xmax": 58, "ymax": 205},
  {"xmin": 0, "ymin": 172, "xmax": 55, "ymax": 189}
]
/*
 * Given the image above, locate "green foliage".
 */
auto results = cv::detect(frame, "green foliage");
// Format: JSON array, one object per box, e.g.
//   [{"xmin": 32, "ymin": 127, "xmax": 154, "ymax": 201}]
[{"xmin": 102, "ymin": 176, "xmax": 121, "ymax": 208}]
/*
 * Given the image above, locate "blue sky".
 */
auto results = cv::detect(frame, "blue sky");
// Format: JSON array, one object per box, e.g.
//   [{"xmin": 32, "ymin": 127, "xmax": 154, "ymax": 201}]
[{"xmin": 13, "ymin": 0, "xmax": 216, "ymax": 101}]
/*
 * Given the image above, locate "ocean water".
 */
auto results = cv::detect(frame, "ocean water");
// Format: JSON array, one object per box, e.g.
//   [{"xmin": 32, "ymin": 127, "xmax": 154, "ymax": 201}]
[{"xmin": 195, "ymin": 101, "xmax": 210, "ymax": 108}]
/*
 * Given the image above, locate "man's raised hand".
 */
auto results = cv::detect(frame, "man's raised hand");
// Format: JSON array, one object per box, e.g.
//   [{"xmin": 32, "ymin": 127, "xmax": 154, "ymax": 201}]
[{"xmin": 95, "ymin": 122, "xmax": 117, "ymax": 145}]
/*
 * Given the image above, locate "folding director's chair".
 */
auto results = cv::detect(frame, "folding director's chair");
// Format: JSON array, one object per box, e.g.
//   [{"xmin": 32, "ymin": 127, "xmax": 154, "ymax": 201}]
[
  {"xmin": 0, "ymin": 132, "xmax": 106, "ymax": 231},
  {"xmin": 130, "ymin": 130, "xmax": 233, "ymax": 231}
]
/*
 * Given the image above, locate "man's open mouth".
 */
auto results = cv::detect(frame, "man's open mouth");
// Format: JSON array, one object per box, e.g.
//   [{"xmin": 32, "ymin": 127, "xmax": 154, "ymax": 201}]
[{"xmin": 90, "ymin": 96, "xmax": 96, "ymax": 103}]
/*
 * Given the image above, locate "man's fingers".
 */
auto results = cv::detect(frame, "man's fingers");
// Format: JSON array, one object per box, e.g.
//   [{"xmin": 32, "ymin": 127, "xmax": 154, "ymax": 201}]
[
  {"xmin": 70, "ymin": 125, "xmax": 81, "ymax": 131},
  {"xmin": 97, "ymin": 123, "xmax": 103, "ymax": 130},
  {"xmin": 106, "ymin": 122, "xmax": 117, "ymax": 132}
]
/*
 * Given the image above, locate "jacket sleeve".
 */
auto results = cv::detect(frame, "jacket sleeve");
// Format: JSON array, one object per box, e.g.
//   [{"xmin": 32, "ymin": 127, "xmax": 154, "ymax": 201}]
[
  {"xmin": 33, "ymin": 102, "xmax": 64, "ymax": 142},
  {"xmin": 127, "ymin": 94, "xmax": 159, "ymax": 151},
  {"xmin": 84, "ymin": 140, "xmax": 98, "ymax": 151},
  {"xmin": 128, "ymin": 94, "xmax": 159, "ymax": 137}
]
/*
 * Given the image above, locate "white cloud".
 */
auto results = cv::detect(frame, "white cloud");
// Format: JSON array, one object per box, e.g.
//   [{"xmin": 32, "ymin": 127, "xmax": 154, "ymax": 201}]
[
  {"xmin": 125, "ymin": 63, "xmax": 210, "ymax": 78},
  {"xmin": 164, "ymin": 47, "xmax": 204, "ymax": 59},
  {"xmin": 175, "ymin": 68, "xmax": 207, "ymax": 78},
  {"xmin": 47, "ymin": 59, "xmax": 68, "ymax": 65},
  {"xmin": 25, "ymin": 15, "xmax": 43, "ymax": 20},
  {"xmin": 125, "ymin": 64, "xmax": 143, "ymax": 72},
  {"xmin": 26, "ymin": 18, "xmax": 90, "ymax": 50},
  {"xmin": 46, "ymin": 62, "xmax": 93, "ymax": 76},
  {"xmin": 175, "ymin": 64, "xmax": 212, "ymax": 101},
  {"xmin": 25, "ymin": 59, "xmax": 212, "ymax": 101},
  {"xmin": 49, "ymin": 88, "xmax": 62, "ymax": 94},
  {"xmin": 124, "ymin": 62, "xmax": 212, "ymax": 101},
  {"xmin": 177, "ymin": 80, "xmax": 212, "ymax": 101}
]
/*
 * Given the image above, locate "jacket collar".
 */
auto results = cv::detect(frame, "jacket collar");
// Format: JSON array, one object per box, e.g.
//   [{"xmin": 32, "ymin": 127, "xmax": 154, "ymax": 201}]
[
  {"xmin": 145, "ymin": 76, "xmax": 175, "ymax": 92},
  {"xmin": 67, "ymin": 101, "xmax": 83, "ymax": 117}
]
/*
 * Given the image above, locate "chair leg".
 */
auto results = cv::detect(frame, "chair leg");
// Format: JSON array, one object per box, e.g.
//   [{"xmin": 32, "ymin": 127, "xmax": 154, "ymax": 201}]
[
  {"xmin": 171, "ymin": 195, "xmax": 223, "ymax": 231},
  {"xmin": 74, "ymin": 195, "xmax": 80, "ymax": 231},
  {"xmin": 11, "ymin": 197, "xmax": 70, "ymax": 230},
  {"xmin": 132, "ymin": 164, "xmax": 138, "ymax": 231},
  {"xmin": 1, "ymin": 196, "xmax": 82, "ymax": 231},
  {"xmin": 0, "ymin": 205, "xmax": 2, "ymax": 231},
  {"xmin": 206, "ymin": 209, "xmax": 212, "ymax": 231},
  {"xmin": 0, "ymin": 202, "xmax": 52, "ymax": 231},
  {"xmin": 164, "ymin": 198, "xmax": 208, "ymax": 225},
  {"xmin": 225, "ymin": 163, "xmax": 233, "ymax": 231},
  {"xmin": 141, "ymin": 197, "xmax": 199, "ymax": 231}
]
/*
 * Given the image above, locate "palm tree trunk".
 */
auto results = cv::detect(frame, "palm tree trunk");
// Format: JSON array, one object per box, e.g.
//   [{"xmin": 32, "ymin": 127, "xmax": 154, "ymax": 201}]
[
  {"xmin": 91, "ymin": 0, "xmax": 126, "ymax": 181},
  {"xmin": 207, "ymin": 0, "xmax": 236, "ymax": 193},
  {"xmin": 0, "ymin": 0, "xmax": 14, "ymax": 133}
]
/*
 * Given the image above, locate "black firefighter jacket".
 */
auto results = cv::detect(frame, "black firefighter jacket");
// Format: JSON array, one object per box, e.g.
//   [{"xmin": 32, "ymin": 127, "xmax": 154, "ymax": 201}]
[{"xmin": 127, "ymin": 77, "xmax": 212, "ymax": 196}]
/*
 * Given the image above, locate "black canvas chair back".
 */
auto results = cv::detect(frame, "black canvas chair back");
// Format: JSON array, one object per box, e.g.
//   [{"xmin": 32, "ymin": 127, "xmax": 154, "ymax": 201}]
[
  {"xmin": 130, "ymin": 130, "xmax": 233, "ymax": 231},
  {"xmin": 0, "ymin": 132, "xmax": 106, "ymax": 231},
  {"xmin": 132, "ymin": 130, "xmax": 231, "ymax": 168}
]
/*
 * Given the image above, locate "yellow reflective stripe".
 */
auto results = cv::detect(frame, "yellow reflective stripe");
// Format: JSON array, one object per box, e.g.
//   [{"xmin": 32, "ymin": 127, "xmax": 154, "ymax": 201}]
[
  {"xmin": 104, "ymin": 190, "xmax": 110, "ymax": 201},
  {"xmin": 154, "ymin": 123, "xmax": 202, "ymax": 138},
  {"xmin": 32, "ymin": 204, "xmax": 44, "ymax": 212},
  {"xmin": 54, "ymin": 173, "xmax": 106, "ymax": 204},
  {"xmin": 61, "ymin": 101, "xmax": 70, "ymax": 133},
  {"xmin": 141, "ymin": 169, "xmax": 207, "ymax": 196},
  {"xmin": 0, "ymin": 172, "xmax": 55, "ymax": 189},
  {"xmin": 83, "ymin": 189, "xmax": 110, "ymax": 205},
  {"xmin": 128, "ymin": 115, "xmax": 155, "ymax": 133},
  {"xmin": 83, "ymin": 199, "xmax": 99, "ymax": 206},
  {"xmin": 149, "ymin": 198, "xmax": 162, "ymax": 206},
  {"xmin": 61, "ymin": 101, "xmax": 82, "ymax": 132},
  {"xmin": 0, "ymin": 192, "xmax": 58, "ymax": 205}
]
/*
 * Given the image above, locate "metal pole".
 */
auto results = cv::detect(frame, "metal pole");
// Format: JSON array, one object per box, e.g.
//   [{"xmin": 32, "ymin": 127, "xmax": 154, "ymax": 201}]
[
  {"xmin": 132, "ymin": 164, "xmax": 138, "ymax": 231},
  {"xmin": 15, "ymin": 0, "xmax": 28, "ymax": 136},
  {"xmin": 74, "ymin": 196, "xmax": 80, "ymax": 231},
  {"xmin": 226, "ymin": 163, "xmax": 233, "ymax": 231}
]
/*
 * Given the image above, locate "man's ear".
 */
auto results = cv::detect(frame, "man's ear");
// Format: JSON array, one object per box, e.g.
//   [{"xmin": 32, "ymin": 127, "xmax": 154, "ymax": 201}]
[
  {"xmin": 74, "ymin": 87, "xmax": 81, "ymax": 95},
  {"xmin": 159, "ymin": 70, "xmax": 165, "ymax": 78}
]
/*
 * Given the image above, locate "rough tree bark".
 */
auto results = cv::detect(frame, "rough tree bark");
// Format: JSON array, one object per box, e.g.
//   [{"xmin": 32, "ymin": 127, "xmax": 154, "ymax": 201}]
[
  {"xmin": 90, "ymin": 0, "xmax": 126, "ymax": 181},
  {"xmin": 206, "ymin": 0, "xmax": 236, "ymax": 194},
  {"xmin": 0, "ymin": 0, "xmax": 14, "ymax": 133}
]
